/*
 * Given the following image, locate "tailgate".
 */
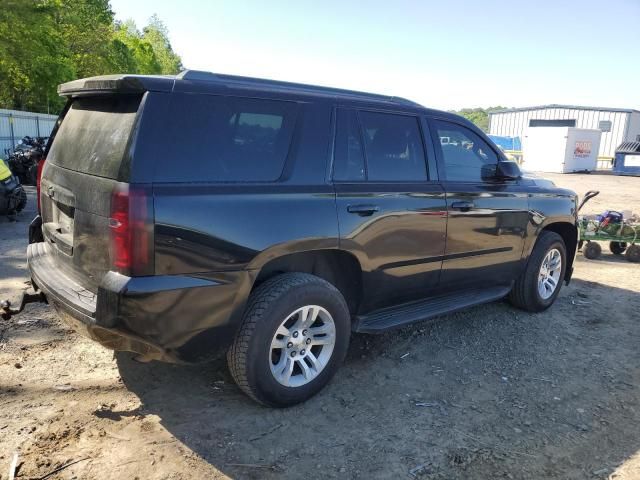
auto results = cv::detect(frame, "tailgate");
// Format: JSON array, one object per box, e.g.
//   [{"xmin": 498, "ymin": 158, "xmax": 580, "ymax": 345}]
[{"xmin": 40, "ymin": 95, "xmax": 142, "ymax": 292}]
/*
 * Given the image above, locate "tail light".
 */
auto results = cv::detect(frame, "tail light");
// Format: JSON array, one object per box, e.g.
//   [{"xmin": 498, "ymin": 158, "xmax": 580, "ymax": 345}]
[
  {"xmin": 109, "ymin": 184, "xmax": 154, "ymax": 276},
  {"xmin": 36, "ymin": 158, "xmax": 46, "ymax": 212}
]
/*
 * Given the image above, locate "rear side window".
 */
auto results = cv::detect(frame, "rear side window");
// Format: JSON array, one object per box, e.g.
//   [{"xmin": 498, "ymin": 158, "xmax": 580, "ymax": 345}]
[
  {"xmin": 158, "ymin": 94, "xmax": 297, "ymax": 182},
  {"xmin": 333, "ymin": 109, "xmax": 427, "ymax": 182},
  {"xmin": 48, "ymin": 95, "xmax": 141, "ymax": 180},
  {"xmin": 359, "ymin": 111, "xmax": 427, "ymax": 182},
  {"xmin": 432, "ymin": 120, "xmax": 498, "ymax": 182}
]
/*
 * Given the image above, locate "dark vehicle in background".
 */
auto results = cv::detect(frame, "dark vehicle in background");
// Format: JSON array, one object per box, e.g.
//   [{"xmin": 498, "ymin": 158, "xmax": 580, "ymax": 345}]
[
  {"xmin": 6, "ymin": 136, "xmax": 47, "ymax": 185},
  {"xmin": 25, "ymin": 71, "xmax": 578, "ymax": 406}
]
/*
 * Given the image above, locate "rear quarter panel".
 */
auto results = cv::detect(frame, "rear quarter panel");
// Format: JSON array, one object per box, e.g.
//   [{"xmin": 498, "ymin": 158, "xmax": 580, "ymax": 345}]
[
  {"xmin": 152, "ymin": 185, "xmax": 339, "ymax": 274},
  {"xmin": 145, "ymin": 98, "xmax": 338, "ymax": 275}
]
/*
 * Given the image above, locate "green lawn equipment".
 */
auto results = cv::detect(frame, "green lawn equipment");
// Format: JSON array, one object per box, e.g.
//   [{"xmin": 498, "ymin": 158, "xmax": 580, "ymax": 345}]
[{"xmin": 577, "ymin": 190, "xmax": 640, "ymax": 262}]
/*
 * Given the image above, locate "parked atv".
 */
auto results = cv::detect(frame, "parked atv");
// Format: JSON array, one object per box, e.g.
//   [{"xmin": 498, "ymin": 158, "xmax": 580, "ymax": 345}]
[
  {"xmin": 6, "ymin": 136, "xmax": 46, "ymax": 185},
  {"xmin": 0, "ymin": 158, "xmax": 27, "ymax": 220}
]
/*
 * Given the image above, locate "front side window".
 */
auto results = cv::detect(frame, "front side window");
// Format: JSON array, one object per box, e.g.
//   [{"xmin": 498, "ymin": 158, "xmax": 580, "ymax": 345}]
[{"xmin": 432, "ymin": 120, "xmax": 499, "ymax": 182}]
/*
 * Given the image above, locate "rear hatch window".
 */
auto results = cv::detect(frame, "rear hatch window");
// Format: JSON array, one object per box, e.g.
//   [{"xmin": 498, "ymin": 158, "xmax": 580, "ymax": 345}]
[{"xmin": 48, "ymin": 95, "xmax": 141, "ymax": 180}]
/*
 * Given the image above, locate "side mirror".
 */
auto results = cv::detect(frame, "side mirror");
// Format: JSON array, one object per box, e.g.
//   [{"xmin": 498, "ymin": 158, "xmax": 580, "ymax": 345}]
[{"xmin": 495, "ymin": 161, "xmax": 521, "ymax": 180}]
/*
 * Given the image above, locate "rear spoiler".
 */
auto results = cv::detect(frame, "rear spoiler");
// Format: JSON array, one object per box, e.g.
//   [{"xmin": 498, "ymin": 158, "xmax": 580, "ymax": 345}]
[{"xmin": 58, "ymin": 74, "xmax": 174, "ymax": 97}]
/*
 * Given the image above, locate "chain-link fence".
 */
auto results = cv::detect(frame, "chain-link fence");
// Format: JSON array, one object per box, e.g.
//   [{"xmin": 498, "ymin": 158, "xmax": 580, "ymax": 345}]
[{"xmin": 0, "ymin": 109, "xmax": 58, "ymax": 157}]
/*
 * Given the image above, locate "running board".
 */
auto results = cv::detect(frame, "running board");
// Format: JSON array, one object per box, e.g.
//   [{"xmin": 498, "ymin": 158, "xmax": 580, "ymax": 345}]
[{"xmin": 353, "ymin": 285, "xmax": 512, "ymax": 334}]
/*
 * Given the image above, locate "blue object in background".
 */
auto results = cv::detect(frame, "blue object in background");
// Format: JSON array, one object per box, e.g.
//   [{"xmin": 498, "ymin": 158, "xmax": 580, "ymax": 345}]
[
  {"xmin": 613, "ymin": 141, "xmax": 640, "ymax": 176},
  {"xmin": 488, "ymin": 135, "xmax": 522, "ymax": 151}
]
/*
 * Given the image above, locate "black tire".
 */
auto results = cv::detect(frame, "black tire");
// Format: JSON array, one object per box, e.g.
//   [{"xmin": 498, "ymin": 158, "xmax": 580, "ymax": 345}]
[
  {"xmin": 509, "ymin": 231, "xmax": 567, "ymax": 312},
  {"xmin": 27, "ymin": 164, "xmax": 38, "ymax": 186},
  {"xmin": 626, "ymin": 244, "xmax": 640, "ymax": 263},
  {"xmin": 227, "ymin": 273, "xmax": 350, "ymax": 407},
  {"xmin": 583, "ymin": 242, "xmax": 602, "ymax": 260},
  {"xmin": 609, "ymin": 241, "xmax": 627, "ymax": 255},
  {"xmin": 15, "ymin": 187, "xmax": 27, "ymax": 212}
]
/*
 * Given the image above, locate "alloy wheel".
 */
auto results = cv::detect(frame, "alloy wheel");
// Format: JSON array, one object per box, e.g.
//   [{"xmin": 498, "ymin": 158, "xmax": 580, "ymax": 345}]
[
  {"xmin": 269, "ymin": 305, "xmax": 336, "ymax": 387},
  {"xmin": 538, "ymin": 248, "xmax": 562, "ymax": 299}
]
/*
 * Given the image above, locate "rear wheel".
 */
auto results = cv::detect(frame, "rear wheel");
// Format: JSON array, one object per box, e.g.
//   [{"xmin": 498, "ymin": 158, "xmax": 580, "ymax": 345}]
[
  {"xmin": 626, "ymin": 244, "xmax": 640, "ymax": 263},
  {"xmin": 5, "ymin": 186, "xmax": 27, "ymax": 216},
  {"xmin": 14, "ymin": 187, "xmax": 27, "ymax": 212},
  {"xmin": 227, "ymin": 273, "xmax": 350, "ymax": 407},
  {"xmin": 509, "ymin": 231, "xmax": 566, "ymax": 312},
  {"xmin": 610, "ymin": 241, "xmax": 627, "ymax": 255},
  {"xmin": 583, "ymin": 242, "xmax": 602, "ymax": 260}
]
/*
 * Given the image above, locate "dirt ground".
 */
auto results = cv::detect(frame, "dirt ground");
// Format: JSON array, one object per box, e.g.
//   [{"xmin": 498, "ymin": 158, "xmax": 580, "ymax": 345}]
[{"xmin": 1, "ymin": 174, "xmax": 640, "ymax": 480}]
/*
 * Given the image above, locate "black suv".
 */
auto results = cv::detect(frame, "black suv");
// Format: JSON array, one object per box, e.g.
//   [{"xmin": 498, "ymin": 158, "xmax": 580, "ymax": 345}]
[{"xmin": 27, "ymin": 71, "xmax": 578, "ymax": 406}]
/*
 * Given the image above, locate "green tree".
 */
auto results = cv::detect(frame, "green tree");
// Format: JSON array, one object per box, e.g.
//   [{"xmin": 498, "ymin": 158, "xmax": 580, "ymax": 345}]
[
  {"xmin": 0, "ymin": 0, "xmax": 74, "ymax": 112},
  {"xmin": 452, "ymin": 107, "xmax": 506, "ymax": 132},
  {"xmin": 114, "ymin": 19, "xmax": 162, "ymax": 74},
  {"xmin": 55, "ymin": 0, "xmax": 116, "ymax": 78},
  {"xmin": 143, "ymin": 14, "xmax": 182, "ymax": 74},
  {"xmin": 0, "ymin": 1, "xmax": 183, "ymax": 114}
]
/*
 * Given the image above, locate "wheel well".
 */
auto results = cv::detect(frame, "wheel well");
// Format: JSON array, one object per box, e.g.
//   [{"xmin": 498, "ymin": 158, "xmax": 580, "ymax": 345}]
[
  {"xmin": 253, "ymin": 250, "xmax": 363, "ymax": 314},
  {"xmin": 542, "ymin": 222, "xmax": 578, "ymax": 279}
]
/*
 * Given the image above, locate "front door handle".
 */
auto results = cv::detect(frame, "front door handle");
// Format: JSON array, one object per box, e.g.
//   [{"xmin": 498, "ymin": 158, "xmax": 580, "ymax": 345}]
[
  {"xmin": 451, "ymin": 201, "xmax": 474, "ymax": 212},
  {"xmin": 347, "ymin": 204, "xmax": 379, "ymax": 216}
]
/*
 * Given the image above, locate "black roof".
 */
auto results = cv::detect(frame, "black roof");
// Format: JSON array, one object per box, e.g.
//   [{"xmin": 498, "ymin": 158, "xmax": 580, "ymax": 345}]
[
  {"xmin": 58, "ymin": 69, "xmax": 423, "ymax": 109},
  {"xmin": 56, "ymin": 70, "xmax": 480, "ymax": 130}
]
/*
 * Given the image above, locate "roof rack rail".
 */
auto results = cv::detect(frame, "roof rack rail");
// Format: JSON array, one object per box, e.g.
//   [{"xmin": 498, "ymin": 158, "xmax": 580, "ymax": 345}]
[{"xmin": 174, "ymin": 69, "xmax": 424, "ymax": 108}]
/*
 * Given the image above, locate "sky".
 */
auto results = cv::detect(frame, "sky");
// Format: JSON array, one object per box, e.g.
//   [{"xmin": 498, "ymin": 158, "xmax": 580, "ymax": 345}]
[{"xmin": 109, "ymin": 0, "xmax": 640, "ymax": 111}]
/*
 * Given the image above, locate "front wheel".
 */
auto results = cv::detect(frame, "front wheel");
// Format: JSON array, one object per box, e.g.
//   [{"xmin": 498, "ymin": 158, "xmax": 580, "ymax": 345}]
[
  {"xmin": 509, "ymin": 231, "xmax": 567, "ymax": 312},
  {"xmin": 227, "ymin": 273, "xmax": 350, "ymax": 407}
]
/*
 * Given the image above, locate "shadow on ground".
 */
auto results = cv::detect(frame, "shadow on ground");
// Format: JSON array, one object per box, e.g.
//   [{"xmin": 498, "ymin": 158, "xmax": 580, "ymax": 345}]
[
  {"xmin": 115, "ymin": 278, "xmax": 640, "ymax": 479},
  {"xmin": 0, "ymin": 187, "xmax": 36, "ymax": 299}
]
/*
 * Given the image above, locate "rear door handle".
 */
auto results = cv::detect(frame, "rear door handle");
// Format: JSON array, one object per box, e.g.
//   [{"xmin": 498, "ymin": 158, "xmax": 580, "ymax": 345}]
[
  {"xmin": 347, "ymin": 204, "xmax": 379, "ymax": 216},
  {"xmin": 451, "ymin": 201, "xmax": 474, "ymax": 211}
]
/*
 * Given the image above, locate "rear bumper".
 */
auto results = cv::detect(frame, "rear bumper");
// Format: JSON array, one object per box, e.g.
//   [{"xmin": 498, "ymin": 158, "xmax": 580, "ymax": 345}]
[{"xmin": 27, "ymin": 242, "xmax": 253, "ymax": 362}]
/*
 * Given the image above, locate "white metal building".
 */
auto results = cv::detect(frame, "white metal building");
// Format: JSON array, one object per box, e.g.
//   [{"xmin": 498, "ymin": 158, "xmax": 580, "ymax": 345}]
[
  {"xmin": 0, "ymin": 108, "xmax": 58, "ymax": 156},
  {"xmin": 488, "ymin": 105, "xmax": 640, "ymax": 161}
]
